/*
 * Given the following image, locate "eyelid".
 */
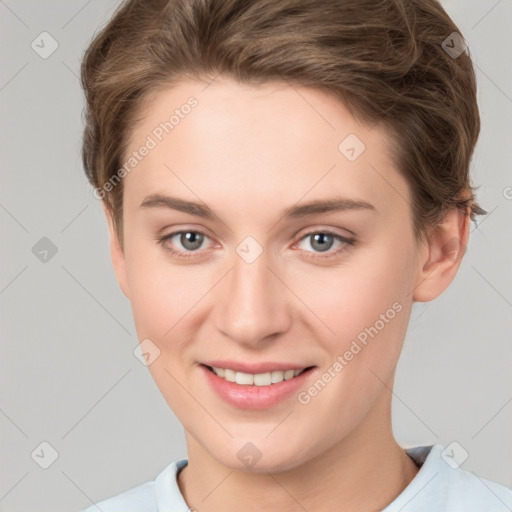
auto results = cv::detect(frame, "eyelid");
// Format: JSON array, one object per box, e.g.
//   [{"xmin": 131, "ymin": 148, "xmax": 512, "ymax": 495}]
[
  {"xmin": 158, "ymin": 225, "xmax": 218, "ymax": 245},
  {"xmin": 292, "ymin": 225, "xmax": 354, "ymax": 243},
  {"xmin": 290, "ymin": 229, "xmax": 355, "ymax": 258}
]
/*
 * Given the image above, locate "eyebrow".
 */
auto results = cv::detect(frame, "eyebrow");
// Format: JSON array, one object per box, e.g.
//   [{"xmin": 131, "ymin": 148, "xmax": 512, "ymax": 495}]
[{"xmin": 139, "ymin": 193, "xmax": 376, "ymax": 220}]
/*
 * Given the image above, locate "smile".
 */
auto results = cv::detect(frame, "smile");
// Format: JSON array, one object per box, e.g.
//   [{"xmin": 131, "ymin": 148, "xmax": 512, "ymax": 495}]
[{"xmin": 205, "ymin": 365, "xmax": 309, "ymax": 386}]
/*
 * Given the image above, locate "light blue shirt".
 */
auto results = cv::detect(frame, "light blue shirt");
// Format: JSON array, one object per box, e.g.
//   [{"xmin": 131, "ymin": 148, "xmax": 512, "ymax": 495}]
[{"xmin": 81, "ymin": 444, "xmax": 512, "ymax": 511}]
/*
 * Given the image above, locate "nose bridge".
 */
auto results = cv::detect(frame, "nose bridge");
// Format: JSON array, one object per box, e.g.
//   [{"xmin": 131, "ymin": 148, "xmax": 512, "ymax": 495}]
[{"xmin": 214, "ymin": 237, "xmax": 290, "ymax": 344}]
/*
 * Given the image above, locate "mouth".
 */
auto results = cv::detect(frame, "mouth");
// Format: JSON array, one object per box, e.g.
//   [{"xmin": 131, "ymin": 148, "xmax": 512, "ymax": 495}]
[
  {"xmin": 200, "ymin": 362, "xmax": 317, "ymax": 409},
  {"xmin": 201, "ymin": 364, "xmax": 315, "ymax": 386}
]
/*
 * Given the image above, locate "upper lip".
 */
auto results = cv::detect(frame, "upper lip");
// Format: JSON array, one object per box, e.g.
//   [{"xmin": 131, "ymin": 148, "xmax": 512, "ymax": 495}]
[{"xmin": 201, "ymin": 360, "xmax": 314, "ymax": 374}]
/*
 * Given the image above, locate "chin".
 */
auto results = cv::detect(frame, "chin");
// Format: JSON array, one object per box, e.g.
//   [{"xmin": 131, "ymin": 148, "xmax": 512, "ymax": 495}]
[{"xmin": 206, "ymin": 435, "xmax": 312, "ymax": 474}]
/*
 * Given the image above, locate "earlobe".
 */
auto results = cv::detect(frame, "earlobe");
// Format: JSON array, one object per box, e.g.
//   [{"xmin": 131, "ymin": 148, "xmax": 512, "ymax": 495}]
[
  {"xmin": 102, "ymin": 202, "xmax": 131, "ymax": 300},
  {"xmin": 412, "ymin": 206, "xmax": 470, "ymax": 303}
]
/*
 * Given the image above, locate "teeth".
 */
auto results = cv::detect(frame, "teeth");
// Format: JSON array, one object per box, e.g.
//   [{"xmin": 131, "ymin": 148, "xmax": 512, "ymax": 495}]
[{"xmin": 210, "ymin": 366, "xmax": 306, "ymax": 386}]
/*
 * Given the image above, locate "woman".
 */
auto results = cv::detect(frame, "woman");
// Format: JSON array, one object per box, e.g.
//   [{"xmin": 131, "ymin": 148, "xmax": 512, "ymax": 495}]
[{"xmin": 79, "ymin": 0, "xmax": 511, "ymax": 510}]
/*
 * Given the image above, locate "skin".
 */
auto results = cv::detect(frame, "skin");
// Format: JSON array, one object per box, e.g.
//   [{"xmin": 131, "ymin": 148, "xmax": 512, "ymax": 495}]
[{"xmin": 104, "ymin": 76, "xmax": 470, "ymax": 512}]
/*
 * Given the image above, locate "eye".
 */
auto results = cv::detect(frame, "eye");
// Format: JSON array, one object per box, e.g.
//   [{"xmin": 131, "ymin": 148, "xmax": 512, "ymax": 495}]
[
  {"xmin": 157, "ymin": 228, "xmax": 356, "ymax": 261},
  {"xmin": 157, "ymin": 230, "xmax": 213, "ymax": 259},
  {"xmin": 294, "ymin": 230, "xmax": 355, "ymax": 260}
]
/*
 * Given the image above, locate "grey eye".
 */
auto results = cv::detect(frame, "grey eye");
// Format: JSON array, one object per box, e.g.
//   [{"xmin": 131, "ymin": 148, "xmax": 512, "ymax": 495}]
[
  {"xmin": 308, "ymin": 233, "xmax": 335, "ymax": 252},
  {"xmin": 175, "ymin": 231, "xmax": 205, "ymax": 251}
]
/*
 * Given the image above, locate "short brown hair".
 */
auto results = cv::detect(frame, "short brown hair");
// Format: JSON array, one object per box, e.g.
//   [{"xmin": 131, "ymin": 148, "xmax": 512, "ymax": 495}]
[{"xmin": 81, "ymin": 0, "xmax": 486, "ymax": 249}]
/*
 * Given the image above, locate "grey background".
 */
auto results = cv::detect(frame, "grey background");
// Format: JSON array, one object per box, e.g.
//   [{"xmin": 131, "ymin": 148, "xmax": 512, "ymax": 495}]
[{"xmin": 0, "ymin": 0, "xmax": 511, "ymax": 511}]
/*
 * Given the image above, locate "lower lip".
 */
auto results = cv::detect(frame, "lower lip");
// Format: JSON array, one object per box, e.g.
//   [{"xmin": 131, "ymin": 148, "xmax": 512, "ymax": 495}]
[{"xmin": 200, "ymin": 364, "xmax": 316, "ymax": 410}]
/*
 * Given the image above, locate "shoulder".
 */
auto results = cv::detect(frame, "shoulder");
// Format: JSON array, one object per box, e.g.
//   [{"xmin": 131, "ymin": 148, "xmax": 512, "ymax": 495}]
[
  {"xmin": 385, "ymin": 444, "xmax": 512, "ymax": 512},
  {"xmin": 80, "ymin": 480, "xmax": 156, "ymax": 512},
  {"xmin": 442, "ymin": 463, "xmax": 512, "ymax": 510},
  {"xmin": 79, "ymin": 459, "xmax": 188, "ymax": 512}
]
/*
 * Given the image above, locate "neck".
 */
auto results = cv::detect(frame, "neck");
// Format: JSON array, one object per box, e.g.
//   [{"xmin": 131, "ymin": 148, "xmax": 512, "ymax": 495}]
[{"xmin": 177, "ymin": 384, "xmax": 420, "ymax": 512}]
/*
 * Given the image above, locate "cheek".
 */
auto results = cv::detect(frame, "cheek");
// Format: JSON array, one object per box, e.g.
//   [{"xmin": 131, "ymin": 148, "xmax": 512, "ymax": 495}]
[
  {"xmin": 303, "ymin": 244, "xmax": 411, "ymax": 328},
  {"xmin": 124, "ymin": 252, "xmax": 213, "ymax": 413},
  {"xmin": 290, "ymin": 252, "xmax": 413, "ymax": 438},
  {"xmin": 297, "ymin": 241, "xmax": 414, "ymax": 381},
  {"xmin": 124, "ymin": 240, "xmax": 212, "ymax": 339}
]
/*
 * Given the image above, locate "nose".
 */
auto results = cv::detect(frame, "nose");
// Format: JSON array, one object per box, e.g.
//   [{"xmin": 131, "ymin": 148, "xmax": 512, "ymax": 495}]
[{"xmin": 213, "ymin": 244, "xmax": 292, "ymax": 347}]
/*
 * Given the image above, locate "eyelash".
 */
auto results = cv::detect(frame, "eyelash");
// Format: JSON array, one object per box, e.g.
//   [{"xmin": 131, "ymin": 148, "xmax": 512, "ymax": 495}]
[{"xmin": 156, "ymin": 229, "xmax": 356, "ymax": 261}]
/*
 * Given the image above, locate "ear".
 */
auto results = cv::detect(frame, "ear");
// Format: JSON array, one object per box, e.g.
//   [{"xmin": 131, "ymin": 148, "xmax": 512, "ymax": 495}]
[
  {"xmin": 102, "ymin": 202, "xmax": 131, "ymax": 300},
  {"xmin": 412, "ymin": 206, "xmax": 470, "ymax": 303}
]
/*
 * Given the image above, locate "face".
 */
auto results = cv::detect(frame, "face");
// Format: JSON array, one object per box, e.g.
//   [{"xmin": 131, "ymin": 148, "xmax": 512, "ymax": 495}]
[{"xmin": 106, "ymin": 77, "xmax": 431, "ymax": 472}]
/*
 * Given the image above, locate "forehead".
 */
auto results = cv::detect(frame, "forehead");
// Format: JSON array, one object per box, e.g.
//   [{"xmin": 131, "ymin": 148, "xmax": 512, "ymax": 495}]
[{"xmin": 122, "ymin": 77, "xmax": 406, "ymax": 219}]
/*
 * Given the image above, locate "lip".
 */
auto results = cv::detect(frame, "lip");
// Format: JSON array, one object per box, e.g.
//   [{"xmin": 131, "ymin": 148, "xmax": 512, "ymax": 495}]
[
  {"xmin": 201, "ymin": 360, "xmax": 312, "ymax": 374},
  {"xmin": 199, "ymin": 363, "xmax": 316, "ymax": 410}
]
